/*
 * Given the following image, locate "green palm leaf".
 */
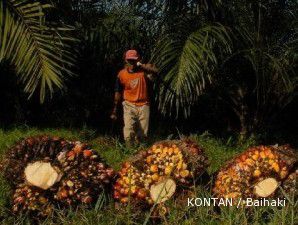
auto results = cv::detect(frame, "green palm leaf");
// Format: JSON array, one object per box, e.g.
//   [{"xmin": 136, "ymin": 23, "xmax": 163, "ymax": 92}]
[
  {"xmin": 0, "ymin": 0, "xmax": 76, "ymax": 102},
  {"xmin": 153, "ymin": 22, "xmax": 232, "ymax": 117}
]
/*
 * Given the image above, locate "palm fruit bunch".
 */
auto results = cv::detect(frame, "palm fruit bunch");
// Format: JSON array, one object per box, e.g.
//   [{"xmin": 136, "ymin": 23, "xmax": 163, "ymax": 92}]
[
  {"xmin": 114, "ymin": 139, "xmax": 209, "ymax": 207},
  {"xmin": 0, "ymin": 135, "xmax": 115, "ymax": 218},
  {"xmin": 213, "ymin": 145, "xmax": 297, "ymax": 201}
]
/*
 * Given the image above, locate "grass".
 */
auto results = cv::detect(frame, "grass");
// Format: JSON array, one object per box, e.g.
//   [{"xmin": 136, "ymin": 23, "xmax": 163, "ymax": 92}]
[{"xmin": 0, "ymin": 127, "xmax": 297, "ymax": 225}]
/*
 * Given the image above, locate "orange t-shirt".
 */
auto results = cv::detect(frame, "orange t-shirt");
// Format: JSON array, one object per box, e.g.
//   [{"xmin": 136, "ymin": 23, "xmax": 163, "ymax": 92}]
[{"xmin": 117, "ymin": 68, "xmax": 149, "ymax": 106}]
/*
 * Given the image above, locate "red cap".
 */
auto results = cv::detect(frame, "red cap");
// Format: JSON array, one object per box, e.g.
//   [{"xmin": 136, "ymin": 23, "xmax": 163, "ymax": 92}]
[{"xmin": 125, "ymin": 50, "xmax": 139, "ymax": 60}]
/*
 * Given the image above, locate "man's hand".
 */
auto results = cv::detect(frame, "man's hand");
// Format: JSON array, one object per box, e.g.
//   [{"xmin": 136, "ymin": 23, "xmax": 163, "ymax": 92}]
[{"xmin": 110, "ymin": 109, "xmax": 118, "ymax": 121}]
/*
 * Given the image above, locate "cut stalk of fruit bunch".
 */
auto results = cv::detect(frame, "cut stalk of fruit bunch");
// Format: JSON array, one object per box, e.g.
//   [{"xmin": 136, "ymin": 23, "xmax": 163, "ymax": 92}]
[
  {"xmin": 25, "ymin": 162, "xmax": 61, "ymax": 190},
  {"xmin": 150, "ymin": 178, "xmax": 176, "ymax": 203},
  {"xmin": 253, "ymin": 178, "xmax": 279, "ymax": 197},
  {"xmin": 0, "ymin": 135, "xmax": 115, "ymax": 218}
]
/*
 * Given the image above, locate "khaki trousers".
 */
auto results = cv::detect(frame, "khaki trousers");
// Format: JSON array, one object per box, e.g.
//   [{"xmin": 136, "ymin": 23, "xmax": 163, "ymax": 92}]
[{"xmin": 122, "ymin": 101, "xmax": 150, "ymax": 143}]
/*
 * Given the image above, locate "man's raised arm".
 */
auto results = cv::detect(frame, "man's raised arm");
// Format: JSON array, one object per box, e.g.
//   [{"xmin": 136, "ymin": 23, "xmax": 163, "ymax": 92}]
[{"xmin": 137, "ymin": 62, "xmax": 159, "ymax": 75}]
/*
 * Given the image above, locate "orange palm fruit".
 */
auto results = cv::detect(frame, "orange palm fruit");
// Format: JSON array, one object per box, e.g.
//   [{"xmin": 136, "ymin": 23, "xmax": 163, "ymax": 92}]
[
  {"xmin": 180, "ymin": 170, "xmax": 190, "ymax": 178},
  {"xmin": 164, "ymin": 166, "xmax": 173, "ymax": 175},
  {"xmin": 182, "ymin": 163, "xmax": 188, "ymax": 170},
  {"xmin": 241, "ymin": 155, "xmax": 247, "ymax": 161},
  {"xmin": 150, "ymin": 165, "xmax": 158, "ymax": 173},
  {"xmin": 280, "ymin": 170, "xmax": 288, "ymax": 179},
  {"xmin": 123, "ymin": 162, "xmax": 131, "ymax": 168},
  {"xmin": 146, "ymin": 156, "xmax": 153, "ymax": 164},
  {"xmin": 253, "ymin": 169, "xmax": 261, "ymax": 177},
  {"xmin": 177, "ymin": 161, "xmax": 183, "ymax": 170},
  {"xmin": 167, "ymin": 148, "xmax": 174, "ymax": 155},
  {"xmin": 237, "ymin": 162, "xmax": 244, "ymax": 169},
  {"xmin": 160, "ymin": 152, "xmax": 167, "ymax": 158},
  {"xmin": 268, "ymin": 153, "xmax": 275, "ymax": 159},
  {"xmin": 173, "ymin": 148, "xmax": 180, "ymax": 154},
  {"xmin": 120, "ymin": 197, "xmax": 128, "ymax": 204},
  {"xmin": 264, "ymin": 148, "xmax": 271, "ymax": 156},
  {"xmin": 73, "ymin": 145, "xmax": 83, "ymax": 154},
  {"xmin": 245, "ymin": 158, "xmax": 254, "ymax": 166},
  {"xmin": 59, "ymin": 189, "xmax": 68, "ymax": 198},
  {"xmin": 215, "ymin": 180, "xmax": 221, "ymax": 186},
  {"xmin": 252, "ymin": 154, "xmax": 259, "ymax": 161},
  {"xmin": 130, "ymin": 185, "xmax": 138, "ymax": 195},
  {"xmin": 123, "ymin": 177, "xmax": 131, "ymax": 185},
  {"xmin": 151, "ymin": 173, "xmax": 159, "ymax": 181},
  {"xmin": 272, "ymin": 162, "xmax": 280, "ymax": 172},
  {"xmin": 117, "ymin": 179, "xmax": 124, "ymax": 186},
  {"xmin": 260, "ymin": 151, "xmax": 266, "ymax": 159},
  {"xmin": 154, "ymin": 148, "xmax": 161, "ymax": 154}
]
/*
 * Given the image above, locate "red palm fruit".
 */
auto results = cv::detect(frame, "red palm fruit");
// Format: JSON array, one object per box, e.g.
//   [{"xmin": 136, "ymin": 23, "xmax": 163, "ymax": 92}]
[
  {"xmin": 83, "ymin": 150, "xmax": 93, "ymax": 158},
  {"xmin": 114, "ymin": 191, "xmax": 121, "ymax": 199},
  {"xmin": 240, "ymin": 155, "xmax": 247, "ymax": 161},
  {"xmin": 67, "ymin": 151, "xmax": 75, "ymax": 161},
  {"xmin": 137, "ymin": 189, "xmax": 147, "ymax": 200},
  {"xmin": 114, "ymin": 183, "xmax": 121, "ymax": 191}
]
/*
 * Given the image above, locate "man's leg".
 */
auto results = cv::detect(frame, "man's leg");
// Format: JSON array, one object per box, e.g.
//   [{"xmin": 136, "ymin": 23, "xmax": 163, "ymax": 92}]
[
  {"xmin": 137, "ymin": 104, "xmax": 150, "ymax": 142},
  {"xmin": 123, "ymin": 101, "xmax": 137, "ymax": 146}
]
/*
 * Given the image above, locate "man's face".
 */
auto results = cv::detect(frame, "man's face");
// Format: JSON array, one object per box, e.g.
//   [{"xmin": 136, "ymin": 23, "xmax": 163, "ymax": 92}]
[{"xmin": 126, "ymin": 59, "xmax": 138, "ymax": 68}]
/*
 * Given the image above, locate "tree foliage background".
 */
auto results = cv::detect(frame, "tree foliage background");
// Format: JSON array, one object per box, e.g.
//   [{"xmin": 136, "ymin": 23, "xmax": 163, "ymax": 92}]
[{"xmin": 0, "ymin": 0, "xmax": 297, "ymax": 142}]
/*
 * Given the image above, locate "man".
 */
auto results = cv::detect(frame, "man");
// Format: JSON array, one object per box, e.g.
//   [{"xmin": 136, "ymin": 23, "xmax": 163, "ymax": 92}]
[{"xmin": 110, "ymin": 49, "xmax": 158, "ymax": 145}]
